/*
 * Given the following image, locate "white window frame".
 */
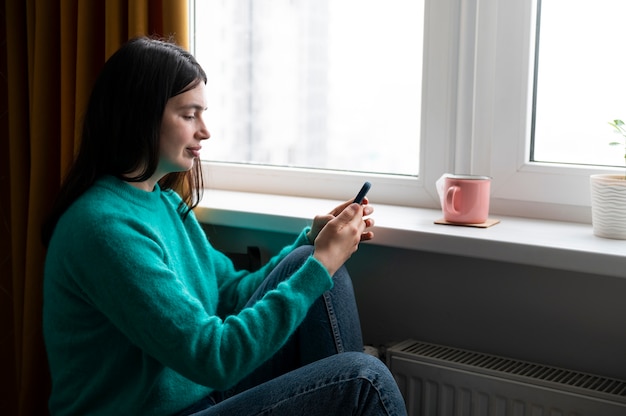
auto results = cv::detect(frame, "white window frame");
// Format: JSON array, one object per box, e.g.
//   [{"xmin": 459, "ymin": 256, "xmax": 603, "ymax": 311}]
[{"xmin": 194, "ymin": 0, "xmax": 620, "ymax": 223}]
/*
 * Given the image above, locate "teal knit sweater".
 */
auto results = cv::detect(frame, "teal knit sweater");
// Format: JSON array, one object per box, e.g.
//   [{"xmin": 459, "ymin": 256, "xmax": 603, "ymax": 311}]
[{"xmin": 43, "ymin": 176, "xmax": 333, "ymax": 415}]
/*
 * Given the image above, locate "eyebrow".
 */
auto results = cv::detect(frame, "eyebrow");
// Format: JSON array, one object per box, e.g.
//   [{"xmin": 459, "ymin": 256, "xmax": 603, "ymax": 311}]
[{"xmin": 177, "ymin": 104, "xmax": 207, "ymax": 111}]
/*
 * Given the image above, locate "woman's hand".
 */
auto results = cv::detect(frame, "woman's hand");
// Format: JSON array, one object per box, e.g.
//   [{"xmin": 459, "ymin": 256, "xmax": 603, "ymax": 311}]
[
  {"xmin": 307, "ymin": 198, "xmax": 374, "ymax": 244},
  {"xmin": 310, "ymin": 199, "xmax": 375, "ymax": 276}
]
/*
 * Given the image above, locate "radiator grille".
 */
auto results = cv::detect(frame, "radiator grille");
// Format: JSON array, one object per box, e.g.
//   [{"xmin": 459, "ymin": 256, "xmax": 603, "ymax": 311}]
[
  {"xmin": 387, "ymin": 339, "xmax": 626, "ymax": 416},
  {"xmin": 395, "ymin": 340, "xmax": 626, "ymax": 400}
]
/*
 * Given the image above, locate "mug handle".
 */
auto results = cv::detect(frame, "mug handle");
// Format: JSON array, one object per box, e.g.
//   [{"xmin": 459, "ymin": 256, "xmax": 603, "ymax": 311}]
[{"xmin": 445, "ymin": 186, "xmax": 460, "ymax": 214}]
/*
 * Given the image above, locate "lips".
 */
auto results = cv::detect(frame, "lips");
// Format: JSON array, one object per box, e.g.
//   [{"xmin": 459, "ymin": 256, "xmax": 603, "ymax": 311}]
[{"xmin": 187, "ymin": 147, "xmax": 202, "ymax": 158}]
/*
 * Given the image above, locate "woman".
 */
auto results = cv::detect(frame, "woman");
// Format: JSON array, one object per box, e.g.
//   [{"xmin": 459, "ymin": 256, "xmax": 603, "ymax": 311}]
[{"xmin": 42, "ymin": 37, "xmax": 406, "ymax": 416}]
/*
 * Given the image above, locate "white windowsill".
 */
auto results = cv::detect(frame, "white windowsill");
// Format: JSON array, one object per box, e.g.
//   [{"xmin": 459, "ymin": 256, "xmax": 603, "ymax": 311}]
[{"xmin": 194, "ymin": 189, "xmax": 626, "ymax": 279}]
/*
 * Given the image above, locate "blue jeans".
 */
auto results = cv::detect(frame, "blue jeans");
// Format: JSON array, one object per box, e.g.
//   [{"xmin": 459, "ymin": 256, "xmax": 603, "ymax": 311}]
[{"xmin": 178, "ymin": 245, "xmax": 407, "ymax": 416}]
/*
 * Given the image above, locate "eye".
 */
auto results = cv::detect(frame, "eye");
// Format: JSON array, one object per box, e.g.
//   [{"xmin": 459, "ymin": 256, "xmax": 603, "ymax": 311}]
[{"xmin": 183, "ymin": 115, "xmax": 195, "ymax": 120}]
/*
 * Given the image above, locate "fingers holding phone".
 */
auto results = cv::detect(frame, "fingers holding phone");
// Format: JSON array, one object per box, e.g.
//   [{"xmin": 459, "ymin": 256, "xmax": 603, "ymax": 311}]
[
  {"xmin": 313, "ymin": 203, "xmax": 364, "ymax": 275},
  {"xmin": 309, "ymin": 182, "xmax": 374, "ymax": 242},
  {"xmin": 311, "ymin": 182, "xmax": 375, "ymax": 274}
]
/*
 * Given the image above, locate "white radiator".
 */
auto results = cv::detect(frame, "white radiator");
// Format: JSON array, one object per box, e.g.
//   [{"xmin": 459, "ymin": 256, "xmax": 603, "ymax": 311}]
[{"xmin": 386, "ymin": 339, "xmax": 626, "ymax": 416}]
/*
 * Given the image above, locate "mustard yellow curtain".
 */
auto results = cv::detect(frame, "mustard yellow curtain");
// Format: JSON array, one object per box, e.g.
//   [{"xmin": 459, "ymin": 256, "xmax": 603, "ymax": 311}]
[{"xmin": 1, "ymin": 1, "xmax": 188, "ymax": 414}]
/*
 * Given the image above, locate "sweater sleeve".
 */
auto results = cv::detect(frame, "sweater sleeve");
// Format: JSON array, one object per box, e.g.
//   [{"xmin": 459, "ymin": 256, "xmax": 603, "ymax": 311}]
[
  {"xmin": 62, "ymin": 211, "xmax": 332, "ymax": 391},
  {"xmin": 213, "ymin": 227, "xmax": 313, "ymax": 316}
]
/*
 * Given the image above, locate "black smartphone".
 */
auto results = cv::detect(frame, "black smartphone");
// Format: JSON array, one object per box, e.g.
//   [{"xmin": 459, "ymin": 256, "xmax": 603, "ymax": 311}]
[{"xmin": 353, "ymin": 182, "xmax": 371, "ymax": 204}]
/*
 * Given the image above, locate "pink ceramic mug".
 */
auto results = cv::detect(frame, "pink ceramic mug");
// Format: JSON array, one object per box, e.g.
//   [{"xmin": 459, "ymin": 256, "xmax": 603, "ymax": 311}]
[{"xmin": 443, "ymin": 175, "xmax": 491, "ymax": 224}]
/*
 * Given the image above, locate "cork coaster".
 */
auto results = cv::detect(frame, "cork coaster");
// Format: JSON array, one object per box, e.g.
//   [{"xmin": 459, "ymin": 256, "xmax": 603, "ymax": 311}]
[{"xmin": 435, "ymin": 218, "xmax": 500, "ymax": 228}]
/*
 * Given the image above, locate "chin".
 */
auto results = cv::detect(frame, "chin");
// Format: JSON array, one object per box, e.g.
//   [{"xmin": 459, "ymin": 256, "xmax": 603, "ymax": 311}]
[
  {"xmin": 162, "ymin": 157, "xmax": 197, "ymax": 174},
  {"xmin": 177, "ymin": 159, "xmax": 197, "ymax": 172}
]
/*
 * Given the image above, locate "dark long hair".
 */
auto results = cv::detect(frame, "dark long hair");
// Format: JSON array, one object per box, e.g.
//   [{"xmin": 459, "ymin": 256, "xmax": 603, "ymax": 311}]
[{"xmin": 42, "ymin": 37, "xmax": 208, "ymax": 246}]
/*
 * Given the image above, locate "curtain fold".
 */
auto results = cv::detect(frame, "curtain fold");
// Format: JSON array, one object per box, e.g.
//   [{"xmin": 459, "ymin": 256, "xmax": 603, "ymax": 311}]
[{"xmin": 1, "ymin": 1, "xmax": 189, "ymax": 414}]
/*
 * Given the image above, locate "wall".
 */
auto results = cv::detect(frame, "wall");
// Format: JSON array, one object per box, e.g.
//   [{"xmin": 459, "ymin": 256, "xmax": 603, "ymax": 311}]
[{"xmin": 202, "ymin": 223, "xmax": 626, "ymax": 381}]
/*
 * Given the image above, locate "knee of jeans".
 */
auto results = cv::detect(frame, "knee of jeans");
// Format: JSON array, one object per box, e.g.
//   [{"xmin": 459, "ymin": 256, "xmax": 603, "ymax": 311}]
[
  {"xmin": 338, "ymin": 352, "xmax": 389, "ymax": 377},
  {"xmin": 289, "ymin": 245, "xmax": 315, "ymax": 264},
  {"xmin": 330, "ymin": 264, "xmax": 354, "ymax": 291},
  {"xmin": 354, "ymin": 353, "xmax": 402, "ymax": 398}
]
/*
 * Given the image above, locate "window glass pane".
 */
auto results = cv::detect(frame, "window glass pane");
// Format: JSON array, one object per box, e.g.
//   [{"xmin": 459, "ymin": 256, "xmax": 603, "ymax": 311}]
[
  {"xmin": 532, "ymin": 0, "xmax": 626, "ymax": 168},
  {"xmin": 193, "ymin": 0, "xmax": 424, "ymax": 176}
]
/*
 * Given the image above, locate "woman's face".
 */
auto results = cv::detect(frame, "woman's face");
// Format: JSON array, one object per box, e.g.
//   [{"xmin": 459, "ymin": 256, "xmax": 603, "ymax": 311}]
[{"xmin": 157, "ymin": 82, "xmax": 210, "ymax": 176}]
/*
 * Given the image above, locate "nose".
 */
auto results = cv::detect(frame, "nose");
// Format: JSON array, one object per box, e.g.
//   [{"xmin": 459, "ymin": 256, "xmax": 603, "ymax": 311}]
[{"xmin": 197, "ymin": 118, "xmax": 210, "ymax": 141}]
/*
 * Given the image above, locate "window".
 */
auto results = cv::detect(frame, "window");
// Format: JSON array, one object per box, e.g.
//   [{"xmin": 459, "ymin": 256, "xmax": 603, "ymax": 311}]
[
  {"xmin": 532, "ymin": 0, "xmax": 626, "ymax": 168},
  {"xmin": 191, "ymin": 0, "xmax": 619, "ymax": 223},
  {"xmin": 194, "ymin": 0, "xmax": 423, "ymax": 176},
  {"xmin": 191, "ymin": 0, "xmax": 439, "ymax": 206}
]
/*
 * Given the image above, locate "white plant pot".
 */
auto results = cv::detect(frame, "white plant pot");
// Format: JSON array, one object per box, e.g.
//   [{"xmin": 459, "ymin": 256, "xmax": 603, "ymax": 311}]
[{"xmin": 590, "ymin": 174, "xmax": 626, "ymax": 239}]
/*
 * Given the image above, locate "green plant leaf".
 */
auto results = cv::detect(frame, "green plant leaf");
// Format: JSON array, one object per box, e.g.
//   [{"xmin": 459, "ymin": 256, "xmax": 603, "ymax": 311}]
[{"xmin": 608, "ymin": 120, "xmax": 626, "ymax": 167}]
